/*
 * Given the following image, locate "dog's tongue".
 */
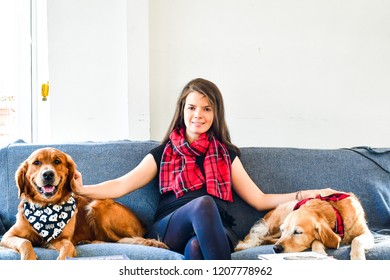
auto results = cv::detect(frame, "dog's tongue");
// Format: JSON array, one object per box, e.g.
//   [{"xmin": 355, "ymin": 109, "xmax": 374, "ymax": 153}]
[{"xmin": 43, "ymin": 185, "xmax": 55, "ymax": 193}]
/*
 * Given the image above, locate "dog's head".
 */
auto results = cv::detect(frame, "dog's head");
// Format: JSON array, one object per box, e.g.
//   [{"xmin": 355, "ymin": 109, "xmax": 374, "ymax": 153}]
[
  {"xmin": 15, "ymin": 148, "xmax": 77, "ymax": 204},
  {"xmin": 273, "ymin": 201, "xmax": 341, "ymax": 254}
]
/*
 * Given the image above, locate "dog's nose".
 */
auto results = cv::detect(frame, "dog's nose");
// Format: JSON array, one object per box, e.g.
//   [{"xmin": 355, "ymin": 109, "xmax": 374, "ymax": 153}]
[
  {"xmin": 42, "ymin": 170, "xmax": 55, "ymax": 181},
  {"xmin": 273, "ymin": 244, "xmax": 284, "ymax": 254}
]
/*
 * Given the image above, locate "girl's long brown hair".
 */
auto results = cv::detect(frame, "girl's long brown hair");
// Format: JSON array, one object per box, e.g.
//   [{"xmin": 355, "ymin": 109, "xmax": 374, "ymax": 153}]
[{"xmin": 162, "ymin": 78, "xmax": 240, "ymax": 156}]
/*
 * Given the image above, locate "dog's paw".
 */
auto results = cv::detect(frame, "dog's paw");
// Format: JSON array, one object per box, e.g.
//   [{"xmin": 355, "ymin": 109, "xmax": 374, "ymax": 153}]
[
  {"xmin": 146, "ymin": 239, "xmax": 169, "ymax": 249},
  {"xmin": 350, "ymin": 252, "xmax": 366, "ymax": 260},
  {"xmin": 234, "ymin": 243, "xmax": 246, "ymax": 252},
  {"xmin": 311, "ymin": 240, "xmax": 328, "ymax": 256},
  {"xmin": 21, "ymin": 251, "xmax": 38, "ymax": 260},
  {"xmin": 234, "ymin": 241, "xmax": 256, "ymax": 252},
  {"xmin": 350, "ymin": 249, "xmax": 366, "ymax": 260},
  {"xmin": 18, "ymin": 241, "xmax": 38, "ymax": 260}
]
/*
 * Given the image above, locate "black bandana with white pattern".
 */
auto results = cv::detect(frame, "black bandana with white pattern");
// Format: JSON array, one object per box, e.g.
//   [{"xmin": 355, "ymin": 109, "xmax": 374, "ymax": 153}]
[{"xmin": 23, "ymin": 194, "xmax": 77, "ymax": 242}]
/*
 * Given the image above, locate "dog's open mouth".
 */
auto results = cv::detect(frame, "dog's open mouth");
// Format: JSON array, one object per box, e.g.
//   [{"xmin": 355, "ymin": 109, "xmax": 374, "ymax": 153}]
[
  {"xmin": 34, "ymin": 180, "xmax": 61, "ymax": 197},
  {"xmin": 42, "ymin": 184, "xmax": 56, "ymax": 195}
]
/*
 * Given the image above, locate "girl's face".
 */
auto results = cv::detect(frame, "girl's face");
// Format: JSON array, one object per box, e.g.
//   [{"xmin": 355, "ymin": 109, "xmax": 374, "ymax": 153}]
[{"xmin": 183, "ymin": 91, "xmax": 214, "ymax": 143}]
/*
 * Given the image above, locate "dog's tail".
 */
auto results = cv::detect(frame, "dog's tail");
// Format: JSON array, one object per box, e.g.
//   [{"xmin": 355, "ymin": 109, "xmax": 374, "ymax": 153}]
[{"xmin": 118, "ymin": 237, "xmax": 169, "ymax": 249}]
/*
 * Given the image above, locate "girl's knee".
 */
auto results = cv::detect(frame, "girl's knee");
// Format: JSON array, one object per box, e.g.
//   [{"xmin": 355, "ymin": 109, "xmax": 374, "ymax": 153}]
[
  {"xmin": 184, "ymin": 237, "xmax": 204, "ymax": 260},
  {"xmin": 192, "ymin": 195, "xmax": 217, "ymax": 210}
]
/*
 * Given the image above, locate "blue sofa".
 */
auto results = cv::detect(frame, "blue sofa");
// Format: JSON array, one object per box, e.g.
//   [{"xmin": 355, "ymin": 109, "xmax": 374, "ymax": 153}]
[{"xmin": 1, "ymin": 140, "xmax": 389, "ymax": 260}]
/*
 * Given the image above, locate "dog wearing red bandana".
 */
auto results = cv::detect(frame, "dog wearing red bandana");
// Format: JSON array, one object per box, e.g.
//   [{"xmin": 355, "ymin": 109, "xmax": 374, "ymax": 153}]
[{"xmin": 235, "ymin": 189, "xmax": 374, "ymax": 260}]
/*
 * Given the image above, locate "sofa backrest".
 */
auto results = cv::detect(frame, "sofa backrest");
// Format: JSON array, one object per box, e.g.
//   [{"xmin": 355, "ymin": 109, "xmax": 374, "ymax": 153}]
[
  {"xmin": 229, "ymin": 147, "xmax": 390, "ymax": 239},
  {"xmin": 0, "ymin": 140, "xmax": 161, "ymax": 232},
  {"xmin": 1, "ymin": 141, "xmax": 389, "ymax": 241}
]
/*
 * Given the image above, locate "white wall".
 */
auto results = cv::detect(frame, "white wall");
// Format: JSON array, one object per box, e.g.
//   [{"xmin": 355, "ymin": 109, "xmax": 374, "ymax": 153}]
[
  {"xmin": 47, "ymin": 0, "xmax": 130, "ymax": 142},
  {"xmin": 127, "ymin": 0, "xmax": 150, "ymax": 140},
  {"xmin": 149, "ymin": 0, "xmax": 390, "ymax": 148},
  {"xmin": 47, "ymin": 0, "xmax": 390, "ymax": 148}
]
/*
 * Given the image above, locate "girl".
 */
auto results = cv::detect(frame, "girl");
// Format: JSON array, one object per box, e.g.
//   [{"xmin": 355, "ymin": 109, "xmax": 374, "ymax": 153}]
[{"xmin": 73, "ymin": 78, "xmax": 330, "ymax": 259}]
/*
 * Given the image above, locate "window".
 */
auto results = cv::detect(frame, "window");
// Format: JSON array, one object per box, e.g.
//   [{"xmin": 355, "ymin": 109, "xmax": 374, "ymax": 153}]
[
  {"xmin": 0, "ymin": 0, "xmax": 49, "ymax": 146},
  {"xmin": 0, "ymin": 0, "xmax": 32, "ymax": 145}
]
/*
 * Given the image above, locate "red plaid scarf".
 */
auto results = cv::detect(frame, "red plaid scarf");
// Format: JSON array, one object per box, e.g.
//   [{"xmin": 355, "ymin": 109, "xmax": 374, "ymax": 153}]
[
  {"xmin": 159, "ymin": 128, "xmax": 233, "ymax": 202},
  {"xmin": 294, "ymin": 193, "xmax": 351, "ymax": 238}
]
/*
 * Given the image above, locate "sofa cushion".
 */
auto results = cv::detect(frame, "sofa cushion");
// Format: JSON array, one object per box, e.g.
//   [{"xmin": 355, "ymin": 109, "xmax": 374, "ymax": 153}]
[
  {"xmin": 0, "ymin": 243, "xmax": 184, "ymax": 260},
  {"xmin": 0, "ymin": 143, "xmax": 9, "ymax": 233},
  {"xmin": 231, "ymin": 231, "xmax": 390, "ymax": 260},
  {"xmin": 0, "ymin": 217, "xmax": 5, "ymax": 236}
]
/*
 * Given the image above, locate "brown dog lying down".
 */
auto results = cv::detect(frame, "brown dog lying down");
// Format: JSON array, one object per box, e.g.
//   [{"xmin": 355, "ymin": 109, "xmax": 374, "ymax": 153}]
[
  {"xmin": 235, "ymin": 190, "xmax": 374, "ymax": 260},
  {"xmin": 0, "ymin": 148, "xmax": 168, "ymax": 260}
]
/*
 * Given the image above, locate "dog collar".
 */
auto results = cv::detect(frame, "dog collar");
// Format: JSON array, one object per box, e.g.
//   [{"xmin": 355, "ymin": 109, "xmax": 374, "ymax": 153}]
[
  {"xmin": 293, "ymin": 193, "xmax": 351, "ymax": 238},
  {"xmin": 23, "ymin": 193, "xmax": 77, "ymax": 243}
]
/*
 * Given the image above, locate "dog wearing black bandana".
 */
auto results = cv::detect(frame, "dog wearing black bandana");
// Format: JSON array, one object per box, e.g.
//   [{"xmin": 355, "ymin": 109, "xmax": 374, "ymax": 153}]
[
  {"xmin": 0, "ymin": 148, "xmax": 167, "ymax": 260},
  {"xmin": 235, "ymin": 189, "xmax": 374, "ymax": 260}
]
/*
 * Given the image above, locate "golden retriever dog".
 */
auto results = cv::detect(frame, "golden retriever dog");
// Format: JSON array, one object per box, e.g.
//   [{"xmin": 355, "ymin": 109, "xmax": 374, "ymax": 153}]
[
  {"xmin": 235, "ymin": 190, "xmax": 374, "ymax": 260},
  {"xmin": 0, "ymin": 148, "xmax": 168, "ymax": 260}
]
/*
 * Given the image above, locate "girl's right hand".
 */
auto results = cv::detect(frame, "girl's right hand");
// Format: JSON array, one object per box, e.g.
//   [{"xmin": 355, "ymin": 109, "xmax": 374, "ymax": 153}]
[{"xmin": 72, "ymin": 170, "xmax": 84, "ymax": 195}]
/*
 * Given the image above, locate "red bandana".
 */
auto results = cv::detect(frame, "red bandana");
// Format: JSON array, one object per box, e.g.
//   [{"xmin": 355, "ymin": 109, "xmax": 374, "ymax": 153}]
[
  {"xmin": 294, "ymin": 193, "xmax": 351, "ymax": 238},
  {"xmin": 159, "ymin": 128, "xmax": 233, "ymax": 202}
]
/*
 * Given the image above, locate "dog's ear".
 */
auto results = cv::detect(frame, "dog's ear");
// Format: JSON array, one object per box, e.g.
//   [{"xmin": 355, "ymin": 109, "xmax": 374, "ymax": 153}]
[
  {"xmin": 315, "ymin": 222, "xmax": 341, "ymax": 249},
  {"xmin": 15, "ymin": 161, "xmax": 28, "ymax": 197},
  {"xmin": 65, "ymin": 154, "xmax": 77, "ymax": 192}
]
